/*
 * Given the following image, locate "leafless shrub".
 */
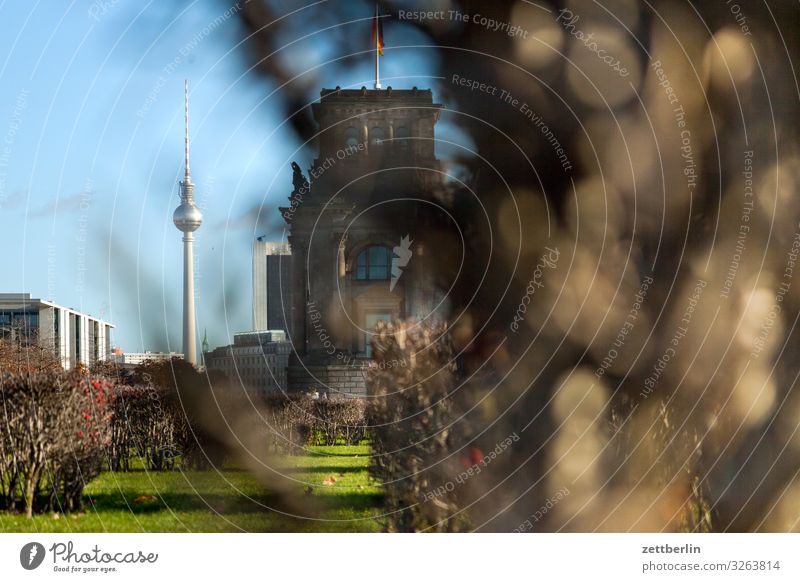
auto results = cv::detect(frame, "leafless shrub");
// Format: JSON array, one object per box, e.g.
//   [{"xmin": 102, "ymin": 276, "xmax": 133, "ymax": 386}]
[
  {"xmin": 0, "ymin": 323, "xmax": 61, "ymax": 375},
  {"xmin": 367, "ymin": 320, "xmax": 466, "ymax": 532},
  {"xmin": 0, "ymin": 371, "xmax": 114, "ymax": 517},
  {"xmin": 108, "ymin": 385, "xmax": 182, "ymax": 471},
  {"xmin": 260, "ymin": 394, "xmax": 367, "ymax": 452}
]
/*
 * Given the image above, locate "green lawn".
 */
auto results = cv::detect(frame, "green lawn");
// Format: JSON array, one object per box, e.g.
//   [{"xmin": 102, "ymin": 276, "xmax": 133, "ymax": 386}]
[{"xmin": 0, "ymin": 446, "xmax": 383, "ymax": 532}]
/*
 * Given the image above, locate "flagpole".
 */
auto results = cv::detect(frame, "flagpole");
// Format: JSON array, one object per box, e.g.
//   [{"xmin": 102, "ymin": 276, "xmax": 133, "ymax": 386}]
[{"xmin": 374, "ymin": 3, "xmax": 381, "ymax": 89}]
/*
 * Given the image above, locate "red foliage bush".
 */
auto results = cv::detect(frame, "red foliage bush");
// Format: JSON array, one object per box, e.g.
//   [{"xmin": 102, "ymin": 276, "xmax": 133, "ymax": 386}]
[{"xmin": 0, "ymin": 371, "xmax": 115, "ymax": 516}]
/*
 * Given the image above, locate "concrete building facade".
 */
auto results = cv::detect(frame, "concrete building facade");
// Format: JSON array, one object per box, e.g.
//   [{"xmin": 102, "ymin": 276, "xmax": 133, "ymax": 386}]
[
  {"xmin": 115, "ymin": 351, "xmax": 184, "ymax": 366},
  {"xmin": 204, "ymin": 330, "xmax": 291, "ymax": 394},
  {"xmin": 0, "ymin": 293, "xmax": 114, "ymax": 369}
]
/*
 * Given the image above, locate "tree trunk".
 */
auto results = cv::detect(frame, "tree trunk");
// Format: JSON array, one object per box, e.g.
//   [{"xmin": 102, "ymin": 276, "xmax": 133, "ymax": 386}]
[{"xmin": 24, "ymin": 473, "xmax": 36, "ymax": 518}]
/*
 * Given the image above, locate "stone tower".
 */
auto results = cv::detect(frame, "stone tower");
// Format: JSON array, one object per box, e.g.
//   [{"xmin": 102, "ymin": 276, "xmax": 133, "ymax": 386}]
[{"xmin": 283, "ymin": 86, "xmax": 445, "ymax": 397}]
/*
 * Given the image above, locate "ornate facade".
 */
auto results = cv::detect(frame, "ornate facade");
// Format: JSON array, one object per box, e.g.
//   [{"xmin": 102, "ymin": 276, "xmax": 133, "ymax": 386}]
[{"xmin": 283, "ymin": 86, "xmax": 445, "ymax": 397}]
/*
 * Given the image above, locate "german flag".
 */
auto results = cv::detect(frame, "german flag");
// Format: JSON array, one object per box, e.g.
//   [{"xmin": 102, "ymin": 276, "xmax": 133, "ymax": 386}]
[{"xmin": 372, "ymin": 4, "xmax": 384, "ymax": 56}]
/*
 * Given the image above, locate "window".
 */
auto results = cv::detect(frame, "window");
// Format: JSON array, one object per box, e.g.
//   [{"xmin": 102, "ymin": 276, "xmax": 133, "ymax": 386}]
[
  {"xmin": 74, "ymin": 315, "xmax": 81, "ymax": 363},
  {"xmin": 356, "ymin": 245, "xmax": 391, "ymax": 280},
  {"xmin": 395, "ymin": 126, "xmax": 409, "ymax": 149},
  {"xmin": 369, "ymin": 126, "xmax": 384, "ymax": 145},
  {"xmin": 344, "ymin": 126, "xmax": 359, "ymax": 147}
]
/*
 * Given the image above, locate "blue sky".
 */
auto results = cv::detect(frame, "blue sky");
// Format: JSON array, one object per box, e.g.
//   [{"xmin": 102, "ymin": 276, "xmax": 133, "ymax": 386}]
[{"xmin": 0, "ymin": 0, "xmax": 452, "ymax": 353}]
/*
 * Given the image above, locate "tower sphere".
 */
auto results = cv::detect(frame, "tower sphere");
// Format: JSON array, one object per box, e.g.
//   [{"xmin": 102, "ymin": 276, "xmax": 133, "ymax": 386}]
[{"xmin": 173, "ymin": 201, "xmax": 203, "ymax": 232}]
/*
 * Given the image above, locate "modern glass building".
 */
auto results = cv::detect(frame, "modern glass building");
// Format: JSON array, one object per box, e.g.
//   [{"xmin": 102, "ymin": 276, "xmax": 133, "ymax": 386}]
[
  {"xmin": 0, "ymin": 293, "xmax": 114, "ymax": 369},
  {"xmin": 252, "ymin": 239, "xmax": 292, "ymax": 334}
]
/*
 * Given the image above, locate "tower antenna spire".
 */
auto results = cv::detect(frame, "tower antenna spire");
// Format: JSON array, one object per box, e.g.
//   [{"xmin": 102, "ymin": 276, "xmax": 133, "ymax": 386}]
[{"xmin": 184, "ymin": 79, "xmax": 191, "ymax": 182}]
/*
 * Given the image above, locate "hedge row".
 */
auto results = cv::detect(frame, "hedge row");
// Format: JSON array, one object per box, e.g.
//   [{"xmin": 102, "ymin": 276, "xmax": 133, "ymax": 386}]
[
  {"xmin": 107, "ymin": 385, "xmax": 191, "ymax": 472},
  {"xmin": 1, "ymin": 356, "xmax": 370, "ymax": 517},
  {"xmin": 260, "ymin": 395, "xmax": 367, "ymax": 452},
  {"xmin": 0, "ymin": 371, "xmax": 114, "ymax": 517},
  {"xmin": 106, "ymin": 388, "xmax": 369, "ymax": 469}
]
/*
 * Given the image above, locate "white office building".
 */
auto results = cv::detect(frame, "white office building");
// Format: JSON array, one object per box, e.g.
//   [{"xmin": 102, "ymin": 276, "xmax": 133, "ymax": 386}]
[
  {"xmin": 116, "ymin": 351, "xmax": 184, "ymax": 366},
  {"xmin": 0, "ymin": 293, "xmax": 114, "ymax": 369}
]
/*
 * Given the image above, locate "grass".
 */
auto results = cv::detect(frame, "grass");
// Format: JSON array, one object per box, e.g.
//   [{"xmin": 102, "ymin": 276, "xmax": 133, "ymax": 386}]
[{"xmin": 0, "ymin": 445, "xmax": 383, "ymax": 533}]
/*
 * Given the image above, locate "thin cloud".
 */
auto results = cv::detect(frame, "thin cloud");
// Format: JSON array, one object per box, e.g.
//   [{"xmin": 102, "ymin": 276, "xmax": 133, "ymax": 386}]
[
  {"xmin": 28, "ymin": 191, "xmax": 92, "ymax": 219},
  {"xmin": 0, "ymin": 189, "xmax": 27, "ymax": 211}
]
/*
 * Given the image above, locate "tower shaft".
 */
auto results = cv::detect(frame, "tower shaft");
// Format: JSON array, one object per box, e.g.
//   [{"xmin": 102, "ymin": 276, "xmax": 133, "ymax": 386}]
[{"xmin": 183, "ymin": 232, "xmax": 197, "ymax": 365}]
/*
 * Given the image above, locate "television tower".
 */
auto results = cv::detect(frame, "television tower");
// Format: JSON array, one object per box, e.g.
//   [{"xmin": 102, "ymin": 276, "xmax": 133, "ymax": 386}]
[{"xmin": 173, "ymin": 80, "xmax": 202, "ymax": 366}]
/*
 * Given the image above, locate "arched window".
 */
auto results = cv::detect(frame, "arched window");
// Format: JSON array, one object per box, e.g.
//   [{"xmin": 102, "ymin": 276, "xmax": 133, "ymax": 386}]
[
  {"xmin": 369, "ymin": 126, "xmax": 385, "ymax": 146},
  {"xmin": 356, "ymin": 245, "xmax": 391, "ymax": 280},
  {"xmin": 344, "ymin": 126, "xmax": 359, "ymax": 148},
  {"xmin": 395, "ymin": 126, "xmax": 410, "ymax": 149}
]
